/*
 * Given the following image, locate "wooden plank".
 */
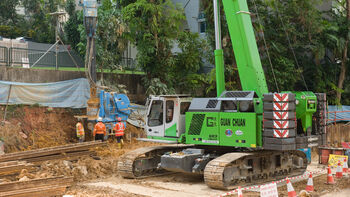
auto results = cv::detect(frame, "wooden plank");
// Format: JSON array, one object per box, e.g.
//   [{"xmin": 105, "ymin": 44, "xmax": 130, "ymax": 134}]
[
  {"xmin": 0, "ymin": 163, "xmax": 35, "ymax": 176},
  {"xmin": 0, "ymin": 141, "xmax": 106, "ymax": 162},
  {"xmin": 0, "ymin": 161, "xmax": 23, "ymax": 167},
  {"xmin": 0, "ymin": 176, "xmax": 73, "ymax": 192},
  {"xmin": 0, "ymin": 185, "xmax": 67, "ymax": 197},
  {"xmin": 27, "ymin": 150, "xmax": 92, "ymax": 163},
  {"xmin": 0, "ymin": 141, "xmax": 103, "ymax": 157}
]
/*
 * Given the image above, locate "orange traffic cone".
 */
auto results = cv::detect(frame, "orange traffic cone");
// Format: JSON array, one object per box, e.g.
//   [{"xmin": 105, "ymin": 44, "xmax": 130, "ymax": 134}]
[
  {"xmin": 325, "ymin": 165, "xmax": 335, "ymax": 184},
  {"xmin": 336, "ymin": 160, "xmax": 343, "ymax": 178},
  {"xmin": 237, "ymin": 186, "xmax": 243, "ymax": 197},
  {"xmin": 286, "ymin": 177, "xmax": 297, "ymax": 197},
  {"xmin": 343, "ymin": 158, "xmax": 348, "ymax": 176},
  {"xmin": 305, "ymin": 173, "xmax": 314, "ymax": 192}
]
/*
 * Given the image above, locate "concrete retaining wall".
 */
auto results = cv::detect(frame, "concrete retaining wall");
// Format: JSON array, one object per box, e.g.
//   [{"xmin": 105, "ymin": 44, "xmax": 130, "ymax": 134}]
[{"xmin": 0, "ymin": 66, "xmax": 146, "ymax": 103}]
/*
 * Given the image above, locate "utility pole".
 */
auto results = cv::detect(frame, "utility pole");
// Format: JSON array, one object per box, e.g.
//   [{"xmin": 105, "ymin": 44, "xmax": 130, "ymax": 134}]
[{"xmin": 50, "ymin": 11, "xmax": 66, "ymax": 70}]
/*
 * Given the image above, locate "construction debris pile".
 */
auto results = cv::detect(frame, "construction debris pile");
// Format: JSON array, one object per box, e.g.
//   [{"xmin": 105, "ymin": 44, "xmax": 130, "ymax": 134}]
[{"xmin": 0, "ymin": 141, "xmax": 107, "ymax": 196}]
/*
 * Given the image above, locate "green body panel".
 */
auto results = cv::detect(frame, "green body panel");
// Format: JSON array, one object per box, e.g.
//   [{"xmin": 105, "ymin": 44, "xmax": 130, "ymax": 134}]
[
  {"xmin": 186, "ymin": 112, "xmax": 220, "ymax": 145},
  {"xmin": 215, "ymin": 49, "xmax": 226, "ymax": 97},
  {"xmin": 165, "ymin": 123, "xmax": 177, "ymax": 137},
  {"xmin": 221, "ymin": 0, "xmax": 268, "ymax": 98},
  {"xmin": 219, "ymin": 113, "xmax": 257, "ymax": 147},
  {"xmin": 185, "ymin": 112, "xmax": 258, "ymax": 148},
  {"xmin": 293, "ymin": 91, "xmax": 317, "ymax": 132}
]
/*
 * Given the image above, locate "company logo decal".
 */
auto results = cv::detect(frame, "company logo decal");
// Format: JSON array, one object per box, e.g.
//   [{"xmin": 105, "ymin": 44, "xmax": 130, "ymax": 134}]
[
  {"xmin": 235, "ymin": 130, "xmax": 243, "ymax": 136},
  {"xmin": 225, "ymin": 129, "xmax": 233, "ymax": 137}
]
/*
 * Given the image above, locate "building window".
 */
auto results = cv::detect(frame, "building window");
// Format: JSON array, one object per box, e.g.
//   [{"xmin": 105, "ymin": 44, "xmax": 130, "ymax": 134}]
[
  {"xmin": 198, "ymin": 12, "xmax": 206, "ymax": 33},
  {"xmin": 199, "ymin": 21, "xmax": 206, "ymax": 33}
]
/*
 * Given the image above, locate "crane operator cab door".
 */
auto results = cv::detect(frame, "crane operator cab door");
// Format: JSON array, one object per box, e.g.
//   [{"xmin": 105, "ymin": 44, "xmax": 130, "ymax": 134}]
[
  {"xmin": 146, "ymin": 96, "xmax": 179, "ymax": 138},
  {"xmin": 164, "ymin": 98, "xmax": 178, "ymax": 138},
  {"xmin": 146, "ymin": 97, "xmax": 165, "ymax": 137}
]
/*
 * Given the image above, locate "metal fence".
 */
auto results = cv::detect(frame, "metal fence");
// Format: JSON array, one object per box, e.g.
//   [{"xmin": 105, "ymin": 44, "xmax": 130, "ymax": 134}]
[
  {"xmin": 0, "ymin": 46, "xmax": 8, "ymax": 66},
  {"xmin": 0, "ymin": 47, "xmax": 140, "ymax": 71},
  {"xmin": 120, "ymin": 57, "xmax": 139, "ymax": 70},
  {"xmin": 327, "ymin": 110, "xmax": 350, "ymax": 124},
  {"xmin": 8, "ymin": 47, "xmax": 84, "ymax": 68}
]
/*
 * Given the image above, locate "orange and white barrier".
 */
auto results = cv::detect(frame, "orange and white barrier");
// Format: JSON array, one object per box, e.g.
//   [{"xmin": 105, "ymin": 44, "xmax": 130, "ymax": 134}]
[
  {"xmin": 336, "ymin": 160, "xmax": 343, "ymax": 178},
  {"xmin": 343, "ymin": 158, "xmax": 348, "ymax": 176},
  {"xmin": 326, "ymin": 165, "xmax": 335, "ymax": 185},
  {"xmin": 237, "ymin": 186, "xmax": 243, "ymax": 197},
  {"xmin": 305, "ymin": 173, "xmax": 314, "ymax": 192},
  {"xmin": 215, "ymin": 169, "xmax": 324, "ymax": 197},
  {"xmin": 286, "ymin": 177, "xmax": 297, "ymax": 197}
]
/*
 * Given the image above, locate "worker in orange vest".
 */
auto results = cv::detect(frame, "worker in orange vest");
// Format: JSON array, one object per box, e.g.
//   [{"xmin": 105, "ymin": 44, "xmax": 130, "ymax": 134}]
[
  {"xmin": 93, "ymin": 117, "xmax": 106, "ymax": 141},
  {"xmin": 76, "ymin": 119, "xmax": 85, "ymax": 143},
  {"xmin": 113, "ymin": 117, "xmax": 125, "ymax": 149}
]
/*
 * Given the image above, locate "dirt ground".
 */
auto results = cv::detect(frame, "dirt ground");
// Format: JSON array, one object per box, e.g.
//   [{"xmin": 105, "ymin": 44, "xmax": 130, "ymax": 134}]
[{"xmin": 2, "ymin": 106, "xmax": 350, "ymax": 196}]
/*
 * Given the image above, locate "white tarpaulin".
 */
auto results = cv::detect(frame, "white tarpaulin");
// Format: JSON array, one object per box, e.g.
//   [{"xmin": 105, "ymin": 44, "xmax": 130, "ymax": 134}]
[{"xmin": 0, "ymin": 78, "xmax": 90, "ymax": 108}]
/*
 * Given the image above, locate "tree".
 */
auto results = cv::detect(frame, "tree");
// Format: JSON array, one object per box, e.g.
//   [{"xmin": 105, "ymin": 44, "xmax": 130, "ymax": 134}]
[
  {"xmin": 335, "ymin": 0, "xmax": 350, "ymax": 104},
  {"xmin": 96, "ymin": 0, "xmax": 128, "ymax": 72},
  {"xmin": 171, "ymin": 31, "xmax": 209, "ymax": 94},
  {"xmin": 121, "ymin": 0, "xmax": 185, "ymax": 84},
  {"xmin": 64, "ymin": 0, "xmax": 82, "ymax": 51},
  {"xmin": 21, "ymin": 0, "xmax": 64, "ymax": 43},
  {"xmin": 121, "ymin": 0, "xmax": 210, "ymax": 95},
  {"xmin": 0, "ymin": 0, "xmax": 20, "ymax": 25}
]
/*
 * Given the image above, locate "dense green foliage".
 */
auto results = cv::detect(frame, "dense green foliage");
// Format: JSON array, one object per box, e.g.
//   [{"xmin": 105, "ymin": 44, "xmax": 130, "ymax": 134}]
[
  {"xmin": 203, "ymin": 0, "xmax": 350, "ymax": 104},
  {"xmin": 64, "ymin": 0, "xmax": 81, "ymax": 52},
  {"xmin": 0, "ymin": 0, "xmax": 63, "ymax": 42},
  {"xmin": 1, "ymin": 0, "xmax": 350, "ymax": 104},
  {"xmin": 121, "ymin": 0, "xmax": 209, "ymax": 95}
]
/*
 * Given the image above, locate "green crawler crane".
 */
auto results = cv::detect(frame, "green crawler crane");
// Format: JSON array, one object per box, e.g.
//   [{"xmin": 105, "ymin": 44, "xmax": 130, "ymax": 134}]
[{"xmin": 118, "ymin": 0, "xmax": 327, "ymax": 189}]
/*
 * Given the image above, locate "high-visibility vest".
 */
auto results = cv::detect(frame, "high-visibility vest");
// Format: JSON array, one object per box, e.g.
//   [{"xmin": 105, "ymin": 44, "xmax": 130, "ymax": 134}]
[
  {"xmin": 93, "ymin": 122, "xmax": 106, "ymax": 136},
  {"xmin": 76, "ymin": 122, "xmax": 85, "ymax": 137},
  {"xmin": 114, "ymin": 122, "xmax": 125, "ymax": 137}
]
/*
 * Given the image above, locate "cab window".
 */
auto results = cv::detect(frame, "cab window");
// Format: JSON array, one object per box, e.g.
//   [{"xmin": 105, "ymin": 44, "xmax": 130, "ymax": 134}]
[
  {"xmin": 180, "ymin": 102, "xmax": 191, "ymax": 115},
  {"xmin": 166, "ymin": 100, "xmax": 174, "ymax": 123},
  {"xmin": 148, "ymin": 100, "xmax": 163, "ymax": 126}
]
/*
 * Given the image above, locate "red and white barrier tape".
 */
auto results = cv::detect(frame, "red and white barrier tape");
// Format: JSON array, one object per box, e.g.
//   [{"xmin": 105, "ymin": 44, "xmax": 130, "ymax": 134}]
[{"xmin": 216, "ymin": 169, "xmax": 325, "ymax": 197}]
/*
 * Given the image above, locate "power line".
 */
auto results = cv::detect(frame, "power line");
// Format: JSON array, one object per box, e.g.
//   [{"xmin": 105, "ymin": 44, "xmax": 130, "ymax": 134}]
[{"xmin": 252, "ymin": 0, "xmax": 280, "ymax": 92}]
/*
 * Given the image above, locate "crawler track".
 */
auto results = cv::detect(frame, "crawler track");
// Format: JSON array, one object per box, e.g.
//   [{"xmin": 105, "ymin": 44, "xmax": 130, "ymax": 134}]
[
  {"xmin": 204, "ymin": 150, "xmax": 307, "ymax": 190},
  {"xmin": 119, "ymin": 146, "xmax": 307, "ymax": 190},
  {"xmin": 118, "ymin": 144, "xmax": 193, "ymax": 178}
]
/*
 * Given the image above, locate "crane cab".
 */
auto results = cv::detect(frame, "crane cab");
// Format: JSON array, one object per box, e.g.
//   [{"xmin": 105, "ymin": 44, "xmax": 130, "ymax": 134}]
[{"xmin": 144, "ymin": 95, "xmax": 192, "ymax": 143}]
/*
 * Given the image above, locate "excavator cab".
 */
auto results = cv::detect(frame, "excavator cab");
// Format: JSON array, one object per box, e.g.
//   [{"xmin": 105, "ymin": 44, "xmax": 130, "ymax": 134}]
[{"xmin": 143, "ymin": 95, "xmax": 191, "ymax": 143}]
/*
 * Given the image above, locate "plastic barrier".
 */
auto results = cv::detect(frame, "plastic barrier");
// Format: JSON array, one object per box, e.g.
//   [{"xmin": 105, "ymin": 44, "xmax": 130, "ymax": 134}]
[{"xmin": 215, "ymin": 169, "xmax": 325, "ymax": 197}]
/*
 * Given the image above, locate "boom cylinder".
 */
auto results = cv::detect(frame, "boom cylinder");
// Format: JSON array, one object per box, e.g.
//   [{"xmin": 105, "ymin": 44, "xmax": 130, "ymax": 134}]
[{"xmin": 213, "ymin": 0, "xmax": 225, "ymax": 97}]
